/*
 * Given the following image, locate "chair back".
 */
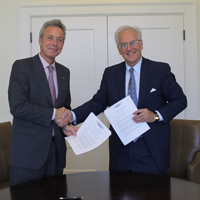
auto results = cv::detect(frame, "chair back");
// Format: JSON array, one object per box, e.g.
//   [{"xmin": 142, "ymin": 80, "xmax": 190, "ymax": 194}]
[
  {"xmin": 166, "ymin": 119, "xmax": 200, "ymax": 179},
  {"xmin": 0, "ymin": 121, "xmax": 11, "ymax": 183}
]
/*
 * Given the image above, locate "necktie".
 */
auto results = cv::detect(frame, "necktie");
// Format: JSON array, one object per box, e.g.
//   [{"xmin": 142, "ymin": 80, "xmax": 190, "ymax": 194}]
[
  {"xmin": 128, "ymin": 68, "xmax": 140, "ymax": 142},
  {"xmin": 48, "ymin": 65, "xmax": 56, "ymax": 107},
  {"xmin": 128, "ymin": 68, "xmax": 137, "ymax": 106},
  {"xmin": 48, "ymin": 65, "xmax": 56, "ymax": 137}
]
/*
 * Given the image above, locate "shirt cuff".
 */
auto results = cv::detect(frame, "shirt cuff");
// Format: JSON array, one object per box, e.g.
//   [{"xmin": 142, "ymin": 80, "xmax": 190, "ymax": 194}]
[
  {"xmin": 155, "ymin": 110, "xmax": 163, "ymax": 121},
  {"xmin": 52, "ymin": 108, "xmax": 56, "ymax": 120},
  {"xmin": 71, "ymin": 111, "xmax": 77, "ymax": 125}
]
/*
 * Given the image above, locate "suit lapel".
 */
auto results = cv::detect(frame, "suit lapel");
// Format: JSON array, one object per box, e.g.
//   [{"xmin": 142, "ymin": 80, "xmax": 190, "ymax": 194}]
[
  {"xmin": 138, "ymin": 57, "xmax": 152, "ymax": 108},
  {"xmin": 56, "ymin": 63, "xmax": 66, "ymax": 107},
  {"xmin": 117, "ymin": 62, "xmax": 126, "ymax": 99},
  {"xmin": 31, "ymin": 54, "xmax": 53, "ymax": 106}
]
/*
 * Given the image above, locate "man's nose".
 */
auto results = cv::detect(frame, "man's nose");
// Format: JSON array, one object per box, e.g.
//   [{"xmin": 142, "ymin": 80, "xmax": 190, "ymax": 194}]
[
  {"xmin": 127, "ymin": 43, "xmax": 132, "ymax": 50},
  {"xmin": 52, "ymin": 38, "xmax": 58, "ymax": 45}
]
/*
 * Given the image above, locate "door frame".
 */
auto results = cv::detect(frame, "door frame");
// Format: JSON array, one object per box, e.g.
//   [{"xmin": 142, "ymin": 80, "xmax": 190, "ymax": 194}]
[{"xmin": 19, "ymin": 3, "xmax": 197, "ymax": 120}]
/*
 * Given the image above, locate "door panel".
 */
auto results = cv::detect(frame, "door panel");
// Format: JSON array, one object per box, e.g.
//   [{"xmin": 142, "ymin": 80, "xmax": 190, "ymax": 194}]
[
  {"xmin": 32, "ymin": 17, "xmax": 107, "ymax": 108},
  {"xmin": 32, "ymin": 16, "xmax": 109, "ymax": 173}
]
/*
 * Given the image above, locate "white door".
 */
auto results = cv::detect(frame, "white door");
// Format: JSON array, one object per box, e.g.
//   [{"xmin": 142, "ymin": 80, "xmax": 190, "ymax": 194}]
[
  {"xmin": 32, "ymin": 16, "xmax": 107, "ymax": 108},
  {"xmin": 108, "ymin": 15, "xmax": 184, "ymax": 119},
  {"xmin": 32, "ymin": 14, "xmax": 185, "ymax": 173},
  {"xmin": 32, "ymin": 16, "xmax": 109, "ymax": 173}
]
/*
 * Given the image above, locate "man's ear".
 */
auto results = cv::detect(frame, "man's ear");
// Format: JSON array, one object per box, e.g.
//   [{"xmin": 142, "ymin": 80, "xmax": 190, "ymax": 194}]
[
  {"xmin": 39, "ymin": 37, "xmax": 42, "ymax": 46},
  {"xmin": 140, "ymin": 40, "xmax": 143, "ymax": 50},
  {"xmin": 117, "ymin": 46, "xmax": 122, "ymax": 55}
]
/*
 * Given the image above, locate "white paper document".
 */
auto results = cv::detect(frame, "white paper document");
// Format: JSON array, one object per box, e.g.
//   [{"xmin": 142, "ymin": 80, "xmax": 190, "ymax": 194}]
[
  {"xmin": 65, "ymin": 112, "xmax": 111, "ymax": 155},
  {"xmin": 104, "ymin": 96, "xmax": 150, "ymax": 146}
]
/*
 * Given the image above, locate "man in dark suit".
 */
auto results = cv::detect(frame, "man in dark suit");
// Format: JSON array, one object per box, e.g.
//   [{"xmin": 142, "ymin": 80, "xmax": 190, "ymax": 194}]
[
  {"xmin": 60, "ymin": 25, "xmax": 187, "ymax": 174},
  {"xmin": 8, "ymin": 19, "xmax": 77, "ymax": 186}
]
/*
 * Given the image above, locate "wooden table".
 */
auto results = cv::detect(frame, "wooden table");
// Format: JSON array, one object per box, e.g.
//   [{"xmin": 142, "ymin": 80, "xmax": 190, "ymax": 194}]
[{"xmin": 0, "ymin": 171, "xmax": 200, "ymax": 200}]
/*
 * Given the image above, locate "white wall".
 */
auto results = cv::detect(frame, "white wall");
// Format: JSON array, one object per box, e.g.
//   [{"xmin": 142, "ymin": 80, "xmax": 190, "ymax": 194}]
[{"xmin": 0, "ymin": 0, "xmax": 199, "ymax": 122}]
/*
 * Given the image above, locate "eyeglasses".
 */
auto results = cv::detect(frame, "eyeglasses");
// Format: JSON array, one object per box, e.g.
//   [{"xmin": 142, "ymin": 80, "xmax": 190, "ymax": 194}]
[{"xmin": 118, "ymin": 40, "xmax": 141, "ymax": 49}]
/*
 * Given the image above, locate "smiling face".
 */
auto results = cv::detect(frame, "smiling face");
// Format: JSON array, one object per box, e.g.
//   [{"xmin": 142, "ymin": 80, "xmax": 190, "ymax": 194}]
[
  {"xmin": 117, "ymin": 29, "xmax": 143, "ymax": 67},
  {"xmin": 39, "ymin": 26, "xmax": 64, "ymax": 65}
]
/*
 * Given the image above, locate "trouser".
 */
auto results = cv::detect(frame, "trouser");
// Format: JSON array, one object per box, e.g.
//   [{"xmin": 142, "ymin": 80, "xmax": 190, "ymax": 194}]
[
  {"xmin": 114, "ymin": 137, "xmax": 164, "ymax": 175},
  {"xmin": 9, "ymin": 139, "xmax": 63, "ymax": 187}
]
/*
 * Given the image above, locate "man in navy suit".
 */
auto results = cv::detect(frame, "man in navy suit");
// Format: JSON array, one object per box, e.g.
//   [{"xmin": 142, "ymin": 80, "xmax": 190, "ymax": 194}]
[
  {"xmin": 60, "ymin": 26, "xmax": 187, "ymax": 174},
  {"xmin": 8, "ymin": 19, "xmax": 78, "ymax": 186}
]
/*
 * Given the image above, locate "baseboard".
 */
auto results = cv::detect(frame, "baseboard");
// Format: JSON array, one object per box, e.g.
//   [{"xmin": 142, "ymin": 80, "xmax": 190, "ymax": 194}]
[{"xmin": 63, "ymin": 169, "xmax": 97, "ymax": 174}]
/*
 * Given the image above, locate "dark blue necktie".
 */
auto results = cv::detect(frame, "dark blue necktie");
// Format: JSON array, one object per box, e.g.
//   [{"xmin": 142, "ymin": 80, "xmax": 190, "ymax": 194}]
[{"xmin": 128, "ymin": 68, "xmax": 141, "ymax": 142}]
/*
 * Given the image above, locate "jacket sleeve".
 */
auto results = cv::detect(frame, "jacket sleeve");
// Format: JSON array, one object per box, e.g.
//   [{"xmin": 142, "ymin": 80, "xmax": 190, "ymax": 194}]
[{"xmin": 157, "ymin": 63, "xmax": 187, "ymax": 123}]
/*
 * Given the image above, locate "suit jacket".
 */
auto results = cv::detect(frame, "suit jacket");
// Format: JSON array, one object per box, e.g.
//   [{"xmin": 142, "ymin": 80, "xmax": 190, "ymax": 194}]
[
  {"xmin": 8, "ymin": 54, "xmax": 71, "ymax": 170},
  {"xmin": 73, "ymin": 57, "xmax": 187, "ymax": 172}
]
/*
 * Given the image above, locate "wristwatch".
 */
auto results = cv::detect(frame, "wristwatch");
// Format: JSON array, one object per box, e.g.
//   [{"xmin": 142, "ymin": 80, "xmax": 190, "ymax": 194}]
[{"xmin": 154, "ymin": 112, "xmax": 160, "ymax": 121}]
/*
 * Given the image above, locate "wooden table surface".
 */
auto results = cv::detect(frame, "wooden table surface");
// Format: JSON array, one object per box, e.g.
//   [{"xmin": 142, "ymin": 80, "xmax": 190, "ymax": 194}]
[{"xmin": 0, "ymin": 171, "xmax": 200, "ymax": 200}]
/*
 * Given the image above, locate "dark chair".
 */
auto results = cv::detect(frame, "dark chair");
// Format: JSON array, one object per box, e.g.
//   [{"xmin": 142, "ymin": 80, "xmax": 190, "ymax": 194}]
[
  {"xmin": 166, "ymin": 119, "xmax": 200, "ymax": 184},
  {"xmin": 0, "ymin": 121, "xmax": 11, "ymax": 189}
]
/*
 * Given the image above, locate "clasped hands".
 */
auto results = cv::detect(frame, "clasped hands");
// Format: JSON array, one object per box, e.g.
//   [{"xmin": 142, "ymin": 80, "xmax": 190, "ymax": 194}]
[{"xmin": 55, "ymin": 107, "xmax": 78, "ymax": 137}]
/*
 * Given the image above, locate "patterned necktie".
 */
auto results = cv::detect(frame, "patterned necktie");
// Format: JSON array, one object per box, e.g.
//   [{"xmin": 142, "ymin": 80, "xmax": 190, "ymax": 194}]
[
  {"xmin": 128, "ymin": 68, "xmax": 140, "ymax": 142},
  {"xmin": 48, "ymin": 65, "xmax": 56, "ymax": 107},
  {"xmin": 128, "ymin": 68, "xmax": 137, "ymax": 106}
]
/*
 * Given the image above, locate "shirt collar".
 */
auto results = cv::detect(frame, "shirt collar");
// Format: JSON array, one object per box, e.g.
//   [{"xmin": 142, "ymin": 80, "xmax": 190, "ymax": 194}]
[
  {"xmin": 39, "ymin": 53, "xmax": 56, "ymax": 70},
  {"xmin": 125, "ymin": 57, "xmax": 142, "ymax": 75}
]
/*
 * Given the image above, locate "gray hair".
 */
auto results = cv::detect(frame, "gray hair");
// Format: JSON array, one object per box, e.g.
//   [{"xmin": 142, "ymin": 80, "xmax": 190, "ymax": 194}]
[
  {"xmin": 39, "ymin": 19, "xmax": 66, "ymax": 42},
  {"xmin": 115, "ymin": 25, "xmax": 142, "ymax": 46}
]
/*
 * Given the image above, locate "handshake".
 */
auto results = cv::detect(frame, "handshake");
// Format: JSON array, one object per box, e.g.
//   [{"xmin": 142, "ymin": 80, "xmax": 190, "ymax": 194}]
[{"xmin": 54, "ymin": 107, "xmax": 78, "ymax": 137}]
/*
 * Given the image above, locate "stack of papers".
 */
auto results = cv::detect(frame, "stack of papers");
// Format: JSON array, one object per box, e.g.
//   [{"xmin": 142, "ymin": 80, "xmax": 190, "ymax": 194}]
[
  {"xmin": 104, "ymin": 96, "xmax": 150, "ymax": 145},
  {"xmin": 65, "ymin": 96, "xmax": 150, "ymax": 155},
  {"xmin": 65, "ymin": 112, "xmax": 111, "ymax": 155}
]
